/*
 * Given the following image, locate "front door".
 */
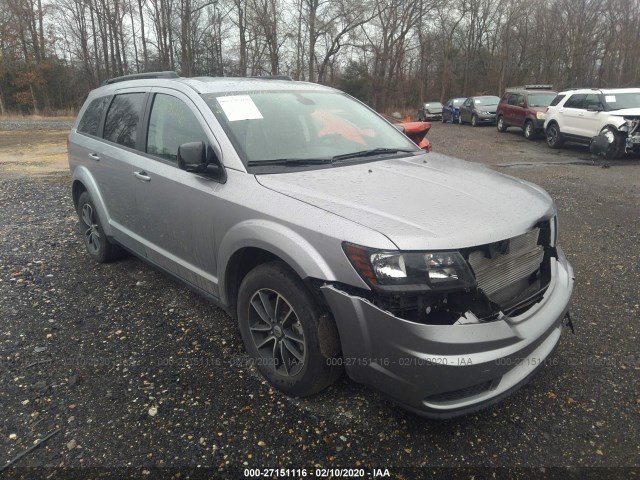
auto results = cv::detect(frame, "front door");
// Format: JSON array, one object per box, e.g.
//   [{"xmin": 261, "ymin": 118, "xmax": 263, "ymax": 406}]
[{"xmin": 131, "ymin": 90, "xmax": 223, "ymax": 296}]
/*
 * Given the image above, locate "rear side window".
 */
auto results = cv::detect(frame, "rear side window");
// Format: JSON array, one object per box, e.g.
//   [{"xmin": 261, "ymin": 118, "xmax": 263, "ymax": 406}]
[
  {"xmin": 508, "ymin": 94, "xmax": 524, "ymax": 106},
  {"xmin": 103, "ymin": 93, "xmax": 146, "ymax": 148},
  {"xmin": 77, "ymin": 96, "xmax": 110, "ymax": 136},
  {"xmin": 563, "ymin": 94, "xmax": 586, "ymax": 109},
  {"xmin": 549, "ymin": 94, "xmax": 565, "ymax": 107},
  {"xmin": 146, "ymin": 94, "xmax": 208, "ymax": 162}
]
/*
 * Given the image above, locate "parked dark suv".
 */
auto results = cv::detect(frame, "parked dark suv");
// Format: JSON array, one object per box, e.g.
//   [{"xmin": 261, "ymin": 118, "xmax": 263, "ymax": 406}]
[{"xmin": 496, "ymin": 85, "xmax": 557, "ymax": 140}]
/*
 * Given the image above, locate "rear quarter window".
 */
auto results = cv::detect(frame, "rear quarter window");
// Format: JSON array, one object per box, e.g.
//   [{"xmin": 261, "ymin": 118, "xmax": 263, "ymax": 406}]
[{"xmin": 77, "ymin": 96, "xmax": 110, "ymax": 136}]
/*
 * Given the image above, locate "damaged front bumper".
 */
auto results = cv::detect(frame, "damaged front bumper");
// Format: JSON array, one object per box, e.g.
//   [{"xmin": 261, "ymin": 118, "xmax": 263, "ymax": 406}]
[{"xmin": 321, "ymin": 248, "xmax": 575, "ymax": 419}]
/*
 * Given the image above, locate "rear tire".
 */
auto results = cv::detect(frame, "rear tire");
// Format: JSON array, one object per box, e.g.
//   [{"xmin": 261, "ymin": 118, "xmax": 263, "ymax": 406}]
[
  {"xmin": 545, "ymin": 123, "xmax": 564, "ymax": 148},
  {"xmin": 524, "ymin": 120, "xmax": 536, "ymax": 140},
  {"xmin": 496, "ymin": 115, "xmax": 507, "ymax": 132},
  {"xmin": 77, "ymin": 192, "xmax": 123, "ymax": 263},
  {"xmin": 237, "ymin": 261, "xmax": 342, "ymax": 397}
]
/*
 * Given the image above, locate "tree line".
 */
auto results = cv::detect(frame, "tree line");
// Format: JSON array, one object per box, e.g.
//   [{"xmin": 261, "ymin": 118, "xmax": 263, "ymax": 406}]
[{"xmin": 1, "ymin": 0, "xmax": 639, "ymax": 115}]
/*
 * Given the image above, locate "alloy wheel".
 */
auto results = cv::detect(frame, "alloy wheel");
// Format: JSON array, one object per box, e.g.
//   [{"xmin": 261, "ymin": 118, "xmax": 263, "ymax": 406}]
[
  {"xmin": 248, "ymin": 288, "xmax": 306, "ymax": 376},
  {"xmin": 81, "ymin": 203, "xmax": 101, "ymax": 254}
]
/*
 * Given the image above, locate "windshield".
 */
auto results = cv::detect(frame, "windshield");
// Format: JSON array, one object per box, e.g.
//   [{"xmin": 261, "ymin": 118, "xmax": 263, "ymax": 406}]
[
  {"xmin": 424, "ymin": 102, "xmax": 443, "ymax": 108},
  {"xmin": 473, "ymin": 96, "xmax": 500, "ymax": 106},
  {"xmin": 452, "ymin": 98, "xmax": 465, "ymax": 106},
  {"xmin": 604, "ymin": 92, "xmax": 640, "ymax": 111},
  {"xmin": 202, "ymin": 90, "xmax": 418, "ymax": 168},
  {"xmin": 528, "ymin": 93, "xmax": 557, "ymax": 107}
]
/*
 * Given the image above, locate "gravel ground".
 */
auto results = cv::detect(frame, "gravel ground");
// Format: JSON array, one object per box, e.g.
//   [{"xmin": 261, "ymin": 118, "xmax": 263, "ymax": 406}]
[
  {"xmin": 0, "ymin": 119, "xmax": 74, "ymax": 130},
  {"xmin": 0, "ymin": 119, "xmax": 639, "ymax": 477}
]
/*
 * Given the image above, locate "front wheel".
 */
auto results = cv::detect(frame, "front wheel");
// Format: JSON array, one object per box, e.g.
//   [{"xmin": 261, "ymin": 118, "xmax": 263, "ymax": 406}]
[
  {"xmin": 546, "ymin": 123, "xmax": 564, "ymax": 148},
  {"xmin": 471, "ymin": 114, "xmax": 478, "ymax": 127},
  {"xmin": 457, "ymin": 113, "xmax": 463, "ymax": 124},
  {"xmin": 237, "ymin": 262, "xmax": 342, "ymax": 397},
  {"xmin": 524, "ymin": 120, "xmax": 536, "ymax": 140},
  {"xmin": 600, "ymin": 127, "xmax": 625, "ymax": 160},
  {"xmin": 496, "ymin": 116, "xmax": 507, "ymax": 132}
]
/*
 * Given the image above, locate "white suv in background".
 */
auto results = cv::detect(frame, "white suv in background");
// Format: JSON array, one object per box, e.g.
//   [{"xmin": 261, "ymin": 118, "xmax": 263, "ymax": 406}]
[{"xmin": 544, "ymin": 88, "xmax": 640, "ymax": 159}]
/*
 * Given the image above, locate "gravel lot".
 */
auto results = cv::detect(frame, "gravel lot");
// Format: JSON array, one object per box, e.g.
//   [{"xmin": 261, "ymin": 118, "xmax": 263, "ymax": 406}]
[{"xmin": 1, "ymin": 119, "xmax": 638, "ymax": 477}]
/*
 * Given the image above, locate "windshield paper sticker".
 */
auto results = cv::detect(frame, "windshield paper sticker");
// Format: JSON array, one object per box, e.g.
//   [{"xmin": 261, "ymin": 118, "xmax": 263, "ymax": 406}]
[
  {"xmin": 217, "ymin": 95, "xmax": 263, "ymax": 121},
  {"xmin": 605, "ymin": 95, "xmax": 616, "ymax": 102}
]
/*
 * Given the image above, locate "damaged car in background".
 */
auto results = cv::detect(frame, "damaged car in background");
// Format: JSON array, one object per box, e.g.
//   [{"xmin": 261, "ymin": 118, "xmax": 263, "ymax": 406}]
[
  {"xmin": 68, "ymin": 73, "xmax": 575, "ymax": 419},
  {"xmin": 544, "ymin": 87, "xmax": 640, "ymax": 159}
]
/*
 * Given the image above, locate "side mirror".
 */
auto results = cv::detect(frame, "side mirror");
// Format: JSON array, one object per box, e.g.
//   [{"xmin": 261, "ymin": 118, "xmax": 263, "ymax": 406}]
[
  {"xmin": 177, "ymin": 141, "xmax": 227, "ymax": 183},
  {"xmin": 587, "ymin": 104, "xmax": 603, "ymax": 112},
  {"xmin": 518, "ymin": 102, "xmax": 526, "ymax": 108}
]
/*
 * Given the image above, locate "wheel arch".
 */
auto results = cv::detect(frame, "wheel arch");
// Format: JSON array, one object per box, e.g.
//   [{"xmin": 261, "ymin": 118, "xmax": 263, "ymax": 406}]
[
  {"xmin": 218, "ymin": 221, "xmax": 338, "ymax": 314},
  {"xmin": 71, "ymin": 166, "xmax": 113, "ymax": 237}
]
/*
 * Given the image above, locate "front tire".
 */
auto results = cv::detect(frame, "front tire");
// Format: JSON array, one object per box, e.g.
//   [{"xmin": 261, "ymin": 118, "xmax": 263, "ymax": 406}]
[
  {"xmin": 524, "ymin": 120, "xmax": 536, "ymax": 140},
  {"xmin": 76, "ymin": 192, "xmax": 123, "ymax": 263},
  {"xmin": 600, "ymin": 127, "xmax": 625, "ymax": 160},
  {"xmin": 546, "ymin": 123, "xmax": 564, "ymax": 148},
  {"xmin": 496, "ymin": 115, "xmax": 507, "ymax": 132},
  {"xmin": 471, "ymin": 114, "xmax": 478, "ymax": 127},
  {"xmin": 237, "ymin": 262, "xmax": 342, "ymax": 397}
]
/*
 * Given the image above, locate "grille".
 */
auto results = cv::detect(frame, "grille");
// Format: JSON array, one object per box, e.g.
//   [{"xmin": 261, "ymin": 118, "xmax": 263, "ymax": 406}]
[{"xmin": 468, "ymin": 229, "xmax": 544, "ymax": 307}]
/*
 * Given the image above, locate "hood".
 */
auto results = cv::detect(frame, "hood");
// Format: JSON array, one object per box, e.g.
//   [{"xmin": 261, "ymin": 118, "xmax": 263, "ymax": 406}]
[
  {"xmin": 608, "ymin": 108, "xmax": 640, "ymax": 117},
  {"xmin": 478, "ymin": 107, "xmax": 498, "ymax": 114},
  {"xmin": 256, "ymin": 153, "xmax": 555, "ymax": 250}
]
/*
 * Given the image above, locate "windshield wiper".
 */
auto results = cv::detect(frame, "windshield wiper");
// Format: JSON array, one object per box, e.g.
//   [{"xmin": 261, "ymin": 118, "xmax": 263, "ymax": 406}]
[
  {"xmin": 332, "ymin": 148, "xmax": 416, "ymax": 162},
  {"xmin": 247, "ymin": 158, "xmax": 333, "ymax": 167}
]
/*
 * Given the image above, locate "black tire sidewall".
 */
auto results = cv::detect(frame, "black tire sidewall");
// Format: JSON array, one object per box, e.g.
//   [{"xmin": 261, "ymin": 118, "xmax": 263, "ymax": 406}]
[
  {"xmin": 524, "ymin": 121, "xmax": 535, "ymax": 139},
  {"xmin": 77, "ymin": 192, "xmax": 111, "ymax": 263},
  {"xmin": 237, "ymin": 262, "xmax": 340, "ymax": 397}
]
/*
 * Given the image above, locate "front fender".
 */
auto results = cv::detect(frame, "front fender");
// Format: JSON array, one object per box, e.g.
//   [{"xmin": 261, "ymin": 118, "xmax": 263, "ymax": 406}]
[
  {"xmin": 217, "ymin": 219, "xmax": 338, "ymax": 305},
  {"xmin": 71, "ymin": 166, "xmax": 113, "ymax": 237}
]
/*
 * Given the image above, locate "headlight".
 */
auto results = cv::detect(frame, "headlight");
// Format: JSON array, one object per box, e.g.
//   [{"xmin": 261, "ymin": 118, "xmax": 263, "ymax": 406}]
[
  {"xmin": 536, "ymin": 112, "xmax": 545, "ymax": 119},
  {"xmin": 343, "ymin": 243, "xmax": 476, "ymax": 291},
  {"xmin": 481, "ymin": 111, "xmax": 491, "ymax": 115}
]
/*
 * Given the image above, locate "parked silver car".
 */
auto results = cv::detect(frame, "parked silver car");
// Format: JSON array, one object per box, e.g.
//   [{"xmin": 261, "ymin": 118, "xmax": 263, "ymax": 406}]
[{"xmin": 68, "ymin": 72, "xmax": 574, "ymax": 418}]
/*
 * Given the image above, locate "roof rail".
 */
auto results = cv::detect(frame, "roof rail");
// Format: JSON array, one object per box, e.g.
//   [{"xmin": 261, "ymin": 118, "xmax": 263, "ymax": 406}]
[
  {"xmin": 248, "ymin": 75, "xmax": 293, "ymax": 81},
  {"xmin": 523, "ymin": 84, "xmax": 553, "ymax": 90},
  {"xmin": 102, "ymin": 71, "xmax": 180, "ymax": 85}
]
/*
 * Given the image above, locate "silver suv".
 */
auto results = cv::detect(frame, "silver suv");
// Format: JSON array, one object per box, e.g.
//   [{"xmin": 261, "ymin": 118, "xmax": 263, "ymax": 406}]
[
  {"xmin": 68, "ymin": 72, "xmax": 575, "ymax": 418},
  {"xmin": 544, "ymin": 87, "xmax": 640, "ymax": 158}
]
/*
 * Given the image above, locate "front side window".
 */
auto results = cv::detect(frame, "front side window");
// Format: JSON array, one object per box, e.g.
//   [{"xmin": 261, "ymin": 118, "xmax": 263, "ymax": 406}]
[
  {"xmin": 527, "ymin": 93, "xmax": 557, "ymax": 107},
  {"xmin": 146, "ymin": 94, "xmax": 208, "ymax": 162},
  {"xmin": 103, "ymin": 93, "xmax": 146, "ymax": 148},
  {"xmin": 78, "ymin": 96, "xmax": 110, "ymax": 136},
  {"xmin": 202, "ymin": 90, "xmax": 417, "ymax": 168}
]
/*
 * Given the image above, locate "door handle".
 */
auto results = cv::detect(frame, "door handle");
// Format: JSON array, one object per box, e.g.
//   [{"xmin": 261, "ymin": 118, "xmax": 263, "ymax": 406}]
[
  {"xmin": 88, "ymin": 153, "xmax": 100, "ymax": 161},
  {"xmin": 133, "ymin": 171, "xmax": 151, "ymax": 182},
  {"xmin": 578, "ymin": 113, "xmax": 584, "ymax": 117}
]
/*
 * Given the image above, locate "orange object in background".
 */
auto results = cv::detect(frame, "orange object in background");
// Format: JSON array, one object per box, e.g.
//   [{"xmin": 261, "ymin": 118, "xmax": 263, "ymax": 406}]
[{"xmin": 401, "ymin": 121, "xmax": 432, "ymax": 152}]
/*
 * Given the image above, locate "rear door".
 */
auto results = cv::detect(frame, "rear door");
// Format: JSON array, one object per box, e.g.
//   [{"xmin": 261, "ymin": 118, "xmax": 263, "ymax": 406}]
[
  {"xmin": 131, "ymin": 88, "xmax": 224, "ymax": 296},
  {"xmin": 558, "ymin": 94, "xmax": 586, "ymax": 137},
  {"xmin": 92, "ymin": 90, "xmax": 149, "ymax": 255},
  {"xmin": 460, "ymin": 98, "xmax": 473, "ymax": 123},
  {"xmin": 510, "ymin": 93, "xmax": 526, "ymax": 128}
]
